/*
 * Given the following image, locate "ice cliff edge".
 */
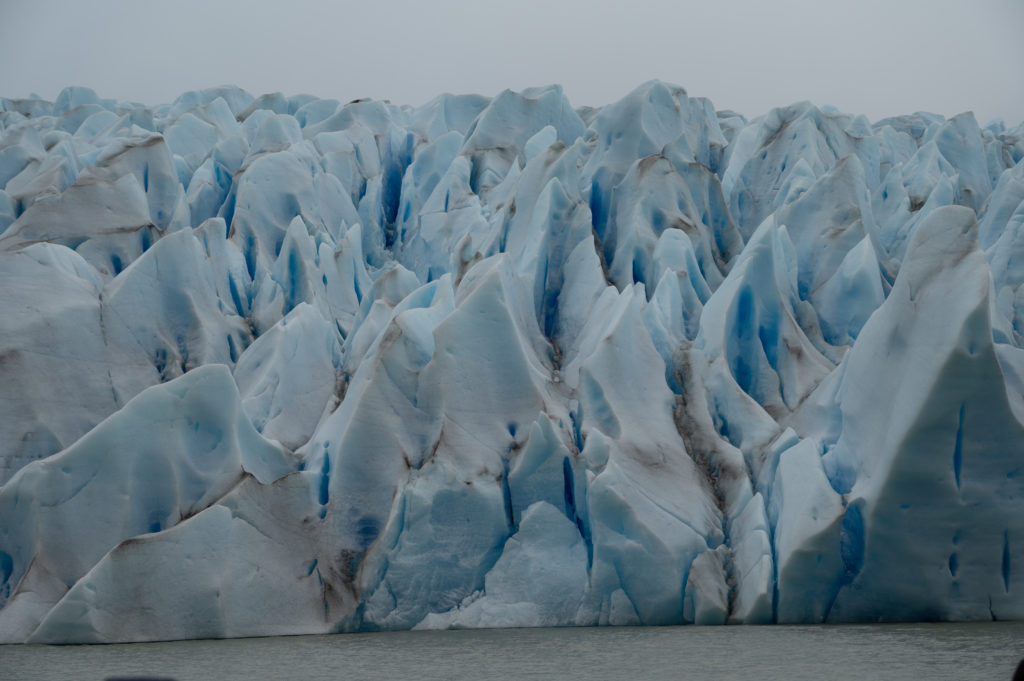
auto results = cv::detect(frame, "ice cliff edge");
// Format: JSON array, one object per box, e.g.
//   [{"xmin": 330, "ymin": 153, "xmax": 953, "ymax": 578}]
[{"xmin": 1, "ymin": 83, "xmax": 1023, "ymax": 643}]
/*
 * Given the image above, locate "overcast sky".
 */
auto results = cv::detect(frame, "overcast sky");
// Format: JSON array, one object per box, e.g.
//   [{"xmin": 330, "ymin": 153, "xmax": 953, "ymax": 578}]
[{"xmin": 1, "ymin": 0, "xmax": 1022, "ymax": 124}]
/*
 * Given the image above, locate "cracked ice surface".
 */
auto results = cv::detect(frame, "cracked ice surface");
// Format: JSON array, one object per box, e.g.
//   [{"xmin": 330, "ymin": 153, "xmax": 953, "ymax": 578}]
[{"xmin": 0, "ymin": 83, "xmax": 1023, "ymax": 643}]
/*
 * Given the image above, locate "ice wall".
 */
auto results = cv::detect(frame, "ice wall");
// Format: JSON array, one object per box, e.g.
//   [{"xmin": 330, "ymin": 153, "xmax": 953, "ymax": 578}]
[{"xmin": 1, "ymin": 83, "xmax": 1022, "ymax": 643}]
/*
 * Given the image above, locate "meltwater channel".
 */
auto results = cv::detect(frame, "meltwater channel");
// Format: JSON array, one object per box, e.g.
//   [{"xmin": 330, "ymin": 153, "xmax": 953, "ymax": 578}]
[{"xmin": 6, "ymin": 622, "xmax": 1024, "ymax": 681}]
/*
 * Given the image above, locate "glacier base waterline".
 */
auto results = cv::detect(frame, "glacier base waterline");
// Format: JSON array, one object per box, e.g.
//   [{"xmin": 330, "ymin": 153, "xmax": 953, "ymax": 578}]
[
  {"xmin": 7, "ymin": 623, "xmax": 1024, "ymax": 681},
  {"xmin": 0, "ymin": 82, "xmax": 1022, "ymax": 643}
]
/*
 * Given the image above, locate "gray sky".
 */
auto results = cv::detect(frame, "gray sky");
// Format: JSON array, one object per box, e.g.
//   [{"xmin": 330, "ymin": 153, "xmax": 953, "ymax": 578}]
[{"xmin": 2, "ymin": 0, "xmax": 1022, "ymax": 124}]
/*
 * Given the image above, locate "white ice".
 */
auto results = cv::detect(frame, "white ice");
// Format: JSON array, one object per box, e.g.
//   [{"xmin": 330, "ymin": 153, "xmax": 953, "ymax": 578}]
[{"xmin": 1, "ymin": 83, "xmax": 1023, "ymax": 643}]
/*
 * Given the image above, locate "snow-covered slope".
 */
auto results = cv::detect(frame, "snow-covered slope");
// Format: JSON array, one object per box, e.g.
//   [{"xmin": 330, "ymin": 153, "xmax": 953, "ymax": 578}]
[{"xmin": 1, "ymin": 83, "xmax": 1022, "ymax": 643}]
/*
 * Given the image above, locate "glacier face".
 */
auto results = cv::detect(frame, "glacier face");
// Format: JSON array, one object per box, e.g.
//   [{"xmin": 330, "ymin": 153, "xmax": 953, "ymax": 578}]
[{"xmin": 0, "ymin": 82, "xmax": 1023, "ymax": 643}]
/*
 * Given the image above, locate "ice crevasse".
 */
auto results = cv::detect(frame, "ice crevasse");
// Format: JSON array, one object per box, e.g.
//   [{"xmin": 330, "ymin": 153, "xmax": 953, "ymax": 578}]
[{"xmin": 0, "ymin": 82, "xmax": 1023, "ymax": 643}]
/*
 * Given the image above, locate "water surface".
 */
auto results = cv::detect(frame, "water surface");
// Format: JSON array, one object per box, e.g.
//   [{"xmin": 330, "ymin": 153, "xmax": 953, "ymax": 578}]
[{"xmin": 6, "ymin": 622, "xmax": 1023, "ymax": 681}]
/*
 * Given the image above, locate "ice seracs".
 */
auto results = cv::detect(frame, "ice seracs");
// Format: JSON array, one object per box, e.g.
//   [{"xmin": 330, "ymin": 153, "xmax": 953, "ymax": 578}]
[{"xmin": 1, "ymin": 82, "xmax": 1023, "ymax": 643}]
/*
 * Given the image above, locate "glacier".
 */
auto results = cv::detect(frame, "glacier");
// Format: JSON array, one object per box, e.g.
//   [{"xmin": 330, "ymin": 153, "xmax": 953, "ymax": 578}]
[{"xmin": 0, "ymin": 82, "xmax": 1023, "ymax": 643}]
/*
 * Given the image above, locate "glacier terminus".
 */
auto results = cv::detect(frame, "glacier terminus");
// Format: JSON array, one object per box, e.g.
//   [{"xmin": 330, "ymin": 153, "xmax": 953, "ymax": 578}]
[{"xmin": 0, "ymin": 82, "xmax": 1022, "ymax": 643}]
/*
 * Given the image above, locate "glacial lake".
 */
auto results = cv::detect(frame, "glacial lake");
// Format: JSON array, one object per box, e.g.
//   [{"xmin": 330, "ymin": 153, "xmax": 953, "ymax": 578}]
[{"xmin": 5, "ymin": 622, "xmax": 1023, "ymax": 681}]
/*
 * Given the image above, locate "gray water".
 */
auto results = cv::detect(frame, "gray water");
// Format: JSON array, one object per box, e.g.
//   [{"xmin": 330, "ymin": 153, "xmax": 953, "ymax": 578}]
[{"xmin": 4, "ymin": 622, "xmax": 1023, "ymax": 681}]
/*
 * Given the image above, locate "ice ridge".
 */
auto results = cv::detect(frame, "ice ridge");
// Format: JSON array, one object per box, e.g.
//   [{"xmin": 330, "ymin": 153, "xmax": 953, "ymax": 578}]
[{"xmin": 0, "ymin": 82, "xmax": 1023, "ymax": 642}]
